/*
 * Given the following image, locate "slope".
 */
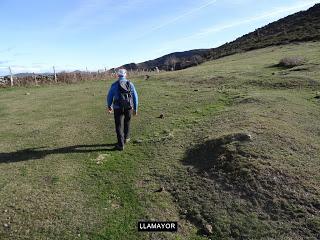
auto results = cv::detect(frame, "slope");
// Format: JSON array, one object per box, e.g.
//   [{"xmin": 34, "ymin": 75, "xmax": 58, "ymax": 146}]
[{"xmin": 0, "ymin": 41, "xmax": 319, "ymax": 239}]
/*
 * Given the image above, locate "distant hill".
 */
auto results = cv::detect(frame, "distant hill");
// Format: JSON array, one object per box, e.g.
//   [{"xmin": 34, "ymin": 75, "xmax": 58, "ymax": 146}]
[
  {"xmin": 120, "ymin": 3, "xmax": 320, "ymax": 71},
  {"xmin": 11, "ymin": 72, "xmax": 54, "ymax": 77},
  {"xmin": 4, "ymin": 71, "xmax": 82, "ymax": 78},
  {"xmin": 13, "ymin": 73, "xmax": 34, "ymax": 77}
]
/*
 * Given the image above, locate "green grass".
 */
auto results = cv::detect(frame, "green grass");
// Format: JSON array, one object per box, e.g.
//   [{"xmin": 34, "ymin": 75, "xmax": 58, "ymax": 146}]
[{"xmin": 1, "ymin": 41, "xmax": 320, "ymax": 239}]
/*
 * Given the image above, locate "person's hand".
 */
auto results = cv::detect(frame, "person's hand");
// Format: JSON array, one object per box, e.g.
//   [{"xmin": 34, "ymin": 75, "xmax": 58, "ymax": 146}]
[{"xmin": 106, "ymin": 107, "xmax": 113, "ymax": 114}]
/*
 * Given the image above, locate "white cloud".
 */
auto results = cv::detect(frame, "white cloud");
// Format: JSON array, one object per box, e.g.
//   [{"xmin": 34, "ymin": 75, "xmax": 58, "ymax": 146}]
[
  {"xmin": 0, "ymin": 47, "xmax": 15, "ymax": 54},
  {"xmin": 0, "ymin": 62, "xmax": 101, "ymax": 75},
  {"xmin": 4, "ymin": 63, "xmax": 77, "ymax": 74},
  {"xmin": 135, "ymin": 0, "xmax": 219, "ymax": 39},
  {"xmin": 7, "ymin": 65, "xmax": 49, "ymax": 74},
  {"xmin": 57, "ymin": 0, "xmax": 155, "ymax": 32},
  {"xmin": 0, "ymin": 60, "xmax": 10, "ymax": 65},
  {"xmin": 149, "ymin": 0, "xmax": 218, "ymax": 32},
  {"xmin": 56, "ymin": 0, "xmax": 112, "ymax": 32}
]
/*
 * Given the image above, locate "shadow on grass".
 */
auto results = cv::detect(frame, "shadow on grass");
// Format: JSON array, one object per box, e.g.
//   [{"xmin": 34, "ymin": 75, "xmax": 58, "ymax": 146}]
[
  {"xmin": 266, "ymin": 63, "xmax": 286, "ymax": 69},
  {"xmin": 0, "ymin": 144, "xmax": 117, "ymax": 163},
  {"xmin": 183, "ymin": 133, "xmax": 252, "ymax": 172}
]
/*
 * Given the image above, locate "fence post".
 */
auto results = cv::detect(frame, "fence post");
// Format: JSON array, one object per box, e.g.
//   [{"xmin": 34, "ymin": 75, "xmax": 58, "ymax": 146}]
[
  {"xmin": 53, "ymin": 66, "xmax": 57, "ymax": 83},
  {"xmin": 8, "ymin": 66, "xmax": 13, "ymax": 87},
  {"xmin": 86, "ymin": 67, "xmax": 91, "ymax": 80},
  {"xmin": 33, "ymin": 72, "xmax": 38, "ymax": 85}
]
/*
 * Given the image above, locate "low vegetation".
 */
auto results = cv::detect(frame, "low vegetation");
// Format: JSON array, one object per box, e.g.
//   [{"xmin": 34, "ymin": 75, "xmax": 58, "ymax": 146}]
[
  {"xmin": 0, "ymin": 71, "xmax": 151, "ymax": 88},
  {"xmin": 278, "ymin": 56, "xmax": 305, "ymax": 68},
  {"xmin": 1, "ymin": 42, "xmax": 320, "ymax": 239}
]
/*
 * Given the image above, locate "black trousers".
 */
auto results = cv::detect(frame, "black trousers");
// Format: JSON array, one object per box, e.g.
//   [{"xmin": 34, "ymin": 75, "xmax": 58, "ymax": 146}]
[{"xmin": 114, "ymin": 108, "xmax": 132, "ymax": 147}]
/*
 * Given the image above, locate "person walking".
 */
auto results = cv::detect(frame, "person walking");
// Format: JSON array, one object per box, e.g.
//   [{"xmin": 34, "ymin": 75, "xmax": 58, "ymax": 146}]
[{"xmin": 106, "ymin": 69, "xmax": 138, "ymax": 151}]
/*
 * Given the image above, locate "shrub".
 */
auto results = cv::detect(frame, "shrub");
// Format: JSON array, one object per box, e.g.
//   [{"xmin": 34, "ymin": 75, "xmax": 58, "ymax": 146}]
[{"xmin": 278, "ymin": 56, "xmax": 305, "ymax": 68}]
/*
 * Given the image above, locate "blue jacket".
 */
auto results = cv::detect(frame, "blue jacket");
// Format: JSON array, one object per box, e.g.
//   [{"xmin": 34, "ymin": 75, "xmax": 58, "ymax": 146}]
[{"xmin": 106, "ymin": 77, "xmax": 139, "ymax": 112}]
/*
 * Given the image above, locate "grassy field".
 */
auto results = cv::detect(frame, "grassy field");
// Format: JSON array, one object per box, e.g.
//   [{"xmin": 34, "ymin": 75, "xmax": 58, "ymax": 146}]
[{"xmin": 1, "ymin": 41, "xmax": 320, "ymax": 240}]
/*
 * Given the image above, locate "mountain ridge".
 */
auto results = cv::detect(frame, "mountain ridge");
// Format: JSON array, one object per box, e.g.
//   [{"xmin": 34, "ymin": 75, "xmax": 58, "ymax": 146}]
[{"xmin": 120, "ymin": 3, "xmax": 320, "ymax": 71}]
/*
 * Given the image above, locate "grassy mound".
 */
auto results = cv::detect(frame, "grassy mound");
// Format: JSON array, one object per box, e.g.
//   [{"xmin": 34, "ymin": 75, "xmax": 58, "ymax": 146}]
[{"xmin": 167, "ymin": 132, "xmax": 320, "ymax": 239}]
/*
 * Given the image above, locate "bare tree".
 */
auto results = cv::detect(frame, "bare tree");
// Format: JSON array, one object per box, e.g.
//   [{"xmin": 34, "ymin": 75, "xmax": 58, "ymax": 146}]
[
  {"xmin": 164, "ymin": 58, "xmax": 170, "ymax": 71},
  {"xmin": 191, "ymin": 55, "xmax": 204, "ymax": 65},
  {"xmin": 167, "ymin": 56, "xmax": 179, "ymax": 71}
]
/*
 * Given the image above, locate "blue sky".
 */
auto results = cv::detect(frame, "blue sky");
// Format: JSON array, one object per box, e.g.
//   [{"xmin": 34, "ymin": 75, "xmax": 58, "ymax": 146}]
[{"xmin": 0, "ymin": 0, "xmax": 319, "ymax": 75}]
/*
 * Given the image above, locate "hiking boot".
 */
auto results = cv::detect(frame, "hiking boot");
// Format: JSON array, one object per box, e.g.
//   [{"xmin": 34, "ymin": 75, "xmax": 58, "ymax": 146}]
[
  {"xmin": 124, "ymin": 138, "xmax": 131, "ymax": 144},
  {"xmin": 114, "ymin": 145, "xmax": 124, "ymax": 151}
]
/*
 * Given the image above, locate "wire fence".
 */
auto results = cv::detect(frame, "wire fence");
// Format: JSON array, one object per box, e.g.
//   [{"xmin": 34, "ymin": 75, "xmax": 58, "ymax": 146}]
[{"xmin": 0, "ymin": 66, "xmax": 160, "ymax": 88}]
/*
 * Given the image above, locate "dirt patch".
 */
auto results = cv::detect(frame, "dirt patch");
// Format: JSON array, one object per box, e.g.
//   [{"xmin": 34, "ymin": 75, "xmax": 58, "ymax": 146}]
[
  {"xmin": 235, "ymin": 96, "xmax": 266, "ymax": 105},
  {"xmin": 183, "ymin": 133, "xmax": 255, "ymax": 186},
  {"xmin": 249, "ymin": 77, "xmax": 320, "ymax": 90},
  {"xmin": 42, "ymin": 175, "xmax": 59, "ymax": 185},
  {"xmin": 190, "ymin": 76, "xmax": 234, "ymax": 85},
  {"xmin": 165, "ymin": 133, "xmax": 320, "ymax": 239}
]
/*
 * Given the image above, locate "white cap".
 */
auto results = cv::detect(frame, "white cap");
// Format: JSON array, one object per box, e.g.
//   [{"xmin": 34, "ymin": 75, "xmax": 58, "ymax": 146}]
[{"xmin": 117, "ymin": 69, "xmax": 127, "ymax": 77}]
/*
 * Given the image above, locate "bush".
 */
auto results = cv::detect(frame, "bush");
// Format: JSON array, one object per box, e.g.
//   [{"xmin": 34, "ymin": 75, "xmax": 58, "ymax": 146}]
[{"xmin": 278, "ymin": 56, "xmax": 305, "ymax": 68}]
